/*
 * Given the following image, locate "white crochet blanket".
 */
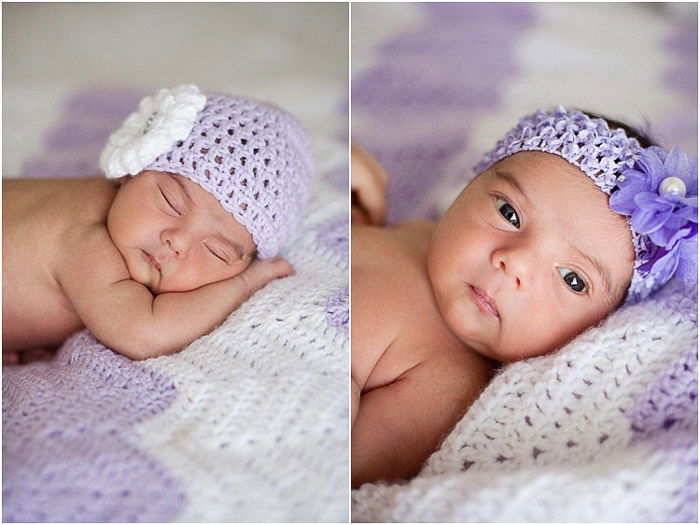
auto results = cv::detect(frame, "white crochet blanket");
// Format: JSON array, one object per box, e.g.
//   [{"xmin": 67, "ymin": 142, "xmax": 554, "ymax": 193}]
[
  {"xmin": 353, "ymin": 280, "xmax": 697, "ymax": 521},
  {"xmin": 3, "ymin": 6, "xmax": 348, "ymax": 521},
  {"xmin": 3, "ymin": 87, "xmax": 348, "ymax": 522},
  {"xmin": 351, "ymin": 3, "xmax": 697, "ymax": 521}
]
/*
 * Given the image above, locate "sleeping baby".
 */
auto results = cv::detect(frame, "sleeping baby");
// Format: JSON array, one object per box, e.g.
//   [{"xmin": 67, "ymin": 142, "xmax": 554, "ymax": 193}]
[
  {"xmin": 351, "ymin": 107, "xmax": 697, "ymax": 487},
  {"xmin": 3, "ymin": 85, "xmax": 313, "ymax": 364}
]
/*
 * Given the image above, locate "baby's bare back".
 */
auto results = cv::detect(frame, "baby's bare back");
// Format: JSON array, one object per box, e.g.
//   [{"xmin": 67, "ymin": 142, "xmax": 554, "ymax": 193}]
[{"xmin": 2, "ymin": 178, "xmax": 117, "ymax": 351}]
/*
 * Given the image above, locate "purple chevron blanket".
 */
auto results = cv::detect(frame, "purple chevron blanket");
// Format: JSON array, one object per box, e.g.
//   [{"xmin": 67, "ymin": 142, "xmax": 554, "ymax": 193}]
[
  {"xmin": 3, "ymin": 78, "xmax": 348, "ymax": 522},
  {"xmin": 351, "ymin": 3, "xmax": 697, "ymax": 522}
]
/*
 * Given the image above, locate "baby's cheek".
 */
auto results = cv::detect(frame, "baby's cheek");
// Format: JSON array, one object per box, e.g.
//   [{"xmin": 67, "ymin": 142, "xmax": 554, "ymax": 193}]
[
  {"xmin": 507, "ymin": 311, "xmax": 590, "ymax": 361},
  {"xmin": 200, "ymin": 259, "xmax": 250, "ymax": 287}
]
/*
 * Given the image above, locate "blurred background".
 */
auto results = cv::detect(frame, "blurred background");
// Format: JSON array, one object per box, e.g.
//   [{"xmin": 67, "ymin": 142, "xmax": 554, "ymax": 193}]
[
  {"xmin": 352, "ymin": 2, "xmax": 698, "ymax": 223},
  {"xmin": 3, "ymin": 2, "xmax": 348, "ymax": 178}
]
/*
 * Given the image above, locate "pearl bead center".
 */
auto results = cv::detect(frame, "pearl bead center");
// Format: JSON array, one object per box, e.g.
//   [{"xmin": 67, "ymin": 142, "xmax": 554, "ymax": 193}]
[{"xmin": 659, "ymin": 176, "xmax": 687, "ymax": 197}]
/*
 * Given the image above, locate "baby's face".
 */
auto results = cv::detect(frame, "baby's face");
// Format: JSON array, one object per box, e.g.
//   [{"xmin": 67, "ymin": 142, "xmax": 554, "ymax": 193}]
[
  {"xmin": 427, "ymin": 151, "xmax": 634, "ymax": 362},
  {"xmin": 108, "ymin": 171, "xmax": 256, "ymax": 294}
]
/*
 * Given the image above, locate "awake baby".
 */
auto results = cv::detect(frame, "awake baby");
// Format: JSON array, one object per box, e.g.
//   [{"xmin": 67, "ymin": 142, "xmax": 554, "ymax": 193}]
[
  {"xmin": 351, "ymin": 107, "xmax": 697, "ymax": 487},
  {"xmin": 3, "ymin": 85, "xmax": 313, "ymax": 363}
]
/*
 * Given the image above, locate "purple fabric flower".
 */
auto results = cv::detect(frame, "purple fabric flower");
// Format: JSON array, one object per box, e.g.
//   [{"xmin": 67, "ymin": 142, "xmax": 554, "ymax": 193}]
[{"xmin": 610, "ymin": 146, "xmax": 698, "ymax": 286}]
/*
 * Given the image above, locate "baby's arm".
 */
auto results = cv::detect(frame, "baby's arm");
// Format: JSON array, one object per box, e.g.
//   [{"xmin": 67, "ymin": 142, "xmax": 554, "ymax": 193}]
[
  {"xmin": 351, "ymin": 143, "xmax": 389, "ymax": 225},
  {"xmin": 57, "ymin": 224, "xmax": 291, "ymax": 360},
  {"xmin": 352, "ymin": 359, "xmax": 482, "ymax": 488},
  {"xmin": 352, "ymin": 377, "xmax": 360, "ymax": 426}
]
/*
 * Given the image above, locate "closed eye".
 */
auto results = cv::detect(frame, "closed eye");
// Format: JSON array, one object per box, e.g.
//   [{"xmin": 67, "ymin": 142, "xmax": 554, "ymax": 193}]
[
  {"xmin": 160, "ymin": 188, "xmax": 182, "ymax": 216},
  {"xmin": 204, "ymin": 241, "xmax": 229, "ymax": 263}
]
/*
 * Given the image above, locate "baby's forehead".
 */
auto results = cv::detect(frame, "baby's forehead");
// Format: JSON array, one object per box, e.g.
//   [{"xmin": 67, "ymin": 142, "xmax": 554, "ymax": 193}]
[{"xmin": 489, "ymin": 152, "xmax": 606, "ymax": 199}]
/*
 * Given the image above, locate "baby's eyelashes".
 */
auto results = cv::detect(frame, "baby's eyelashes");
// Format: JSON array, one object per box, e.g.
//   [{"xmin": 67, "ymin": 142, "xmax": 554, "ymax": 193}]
[
  {"xmin": 159, "ymin": 187, "xmax": 183, "ymax": 216},
  {"xmin": 557, "ymin": 267, "xmax": 588, "ymax": 294},
  {"xmin": 202, "ymin": 240, "xmax": 231, "ymax": 264}
]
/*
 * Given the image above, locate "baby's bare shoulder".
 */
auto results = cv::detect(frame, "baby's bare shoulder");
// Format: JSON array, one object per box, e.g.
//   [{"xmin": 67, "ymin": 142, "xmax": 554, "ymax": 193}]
[
  {"xmin": 3, "ymin": 177, "xmax": 116, "ymax": 212},
  {"xmin": 352, "ymin": 226, "xmax": 412, "ymax": 382},
  {"xmin": 57, "ymin": 220, "xmax": 129, "ymax": 287},
  {"xmin": 3, "ymin": 177, "xmax": 122, "ymax": 293},
  {"xmin": 419, "ymin": 337, "xmax": 494, "ymax": 391},
  {"xmin": 353, "ymin": 221, "xmax": 485, "ymax": 390}
]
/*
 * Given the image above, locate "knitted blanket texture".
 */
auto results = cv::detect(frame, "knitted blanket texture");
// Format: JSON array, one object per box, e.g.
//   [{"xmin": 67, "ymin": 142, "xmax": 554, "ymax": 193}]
[
  {"xmin": 2, "ymin": 86, "xmax": 348, "ymax": 522},
  {"xmin": 351, "ymin": 3, "xmax": 697, "ymax": 522}
]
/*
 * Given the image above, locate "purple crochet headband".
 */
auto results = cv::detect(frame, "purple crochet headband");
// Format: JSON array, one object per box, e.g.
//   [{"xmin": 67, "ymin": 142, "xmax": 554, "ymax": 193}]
[{"xmin": 474, "ymin": 106, "xmax": 698, "ymax": 304}]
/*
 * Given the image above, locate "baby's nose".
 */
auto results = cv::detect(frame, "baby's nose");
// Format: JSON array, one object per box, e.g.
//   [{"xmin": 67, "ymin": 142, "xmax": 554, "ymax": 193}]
[
  {"xmin": 161, "ymin": 229, "xmax": 189, "ymax": 258},
  {"xmin": 492, "ymin": 247, "xmax": 533, "ymax": 289}
]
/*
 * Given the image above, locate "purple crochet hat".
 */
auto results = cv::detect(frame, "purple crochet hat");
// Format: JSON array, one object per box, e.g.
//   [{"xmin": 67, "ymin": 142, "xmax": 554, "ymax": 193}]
[
  {"xmin": 100, "ymin": 85, "xmax": 314, "ymax": 258},
  {"xmin": 474, "ymin": 106, "xmax": 698, "ymax": 304}
]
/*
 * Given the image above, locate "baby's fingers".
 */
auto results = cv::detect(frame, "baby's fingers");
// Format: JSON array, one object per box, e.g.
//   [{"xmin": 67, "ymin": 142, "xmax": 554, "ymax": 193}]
[
  {"xmin": 3, "ymin": 351, "xmax": 20, "ymax": 366},
  {"xmin": 353, "ymin": 186, "xmax": 386, "ymax": 226},
  {"xmin": 258, "ymin": 256, "xmax": 294, "ymax": 279},
  {"xmin": 238, "ymin": 257, "xmax": 294, "ymax": 292},
  {"xmin": 351, "ymin": 144, "xmax": 389, "ymax": 225}
]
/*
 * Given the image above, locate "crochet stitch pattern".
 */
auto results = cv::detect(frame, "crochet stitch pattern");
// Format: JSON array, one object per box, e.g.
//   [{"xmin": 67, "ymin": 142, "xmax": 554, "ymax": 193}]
[
  {"xmin": 472, "ymin": 107, "xmax": 642, "ymax": 194},
  {"xmin": 352, "ymin": 4, "xmax": 697, "ymax": 522},
  {"xmin": 352, "ymin": 281, "xmax": 697, "ymax": 522},
  {"xmin": 6, "ymin": 85, "xmax": 348, "ymax": 522},
  {"xmin": 2, "ymin": 331, "xmax": 184, "ymax": 522},
  {"xmin": 145, "ymin": 93, "xmax": 314, "ymax": 259}
]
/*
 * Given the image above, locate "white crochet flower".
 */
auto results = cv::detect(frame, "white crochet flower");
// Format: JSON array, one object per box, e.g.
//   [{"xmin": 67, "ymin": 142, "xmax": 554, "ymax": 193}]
[{"xmin": 100, "ymin": 85, "xmax": 207, "ymax": 178}]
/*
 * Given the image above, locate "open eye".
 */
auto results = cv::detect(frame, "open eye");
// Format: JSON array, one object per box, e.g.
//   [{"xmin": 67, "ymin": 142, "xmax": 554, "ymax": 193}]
[
  {"xmin": 496, "ymin": 197, "xmax": 520, "ymax": 228},
  {"xmin": 558, "ymin": 267, "xmax": 587, "ymax": 293}
]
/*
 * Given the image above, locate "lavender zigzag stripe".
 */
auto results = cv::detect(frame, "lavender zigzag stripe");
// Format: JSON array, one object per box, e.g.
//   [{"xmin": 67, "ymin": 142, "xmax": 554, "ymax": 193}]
[
  {"xmin": 663, "ymin": 17, "xmax": 698, "ymax": 96},
  {"xmin": 624, "ymin": 342, "xmax": 698, "ymax": 522},
  {"xmin": 352, "ymin": 3, "xmax": 535, "ymax": 223},
  {"xmin": 324, "ymin": 287, "xmax": 349, "ymax": 335},
  {"xmin": 22, "ymin": 86, "xmax": 143, "ymax": 179},
  {"xmin": 654, "ymin": 14, "xmax": 698, "ymax": 154},
  {"xmin": 3, "ymin": 330, "xmax": 184, "ymax": 522},
  {"xmin": 627, "ymin": 345, "xmax": 698, "ymax": 443}
]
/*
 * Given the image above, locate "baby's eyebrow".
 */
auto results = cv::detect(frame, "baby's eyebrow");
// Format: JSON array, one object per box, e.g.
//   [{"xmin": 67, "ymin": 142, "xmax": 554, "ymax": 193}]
[
  {"xmin": 167, "ymin": 173, "xmax": 194, "ymax": 203},
  {"xmin": 494, "ymin": 169, "xmax": 532, "ymax": 205},
  {"xmin": 574, "ymin": 246, "xmax": 614, "ymax": 298},
  {"xmin": 226, "ymin": 238, "xmax": 246, "ymax": 260}
]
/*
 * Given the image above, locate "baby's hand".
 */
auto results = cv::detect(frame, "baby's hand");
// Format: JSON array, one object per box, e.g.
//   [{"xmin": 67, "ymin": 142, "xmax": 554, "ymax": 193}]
[
  {"xmin": 237, "ymin": 256, "xmax": 294, "ymax": 293},
  {"xmin": 352, "ymin": 143, "xmax": 389, "ymax": 226},
  {"xmin": 3, "ymin": 346, "xmax": 58, "ymax": 366}
]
